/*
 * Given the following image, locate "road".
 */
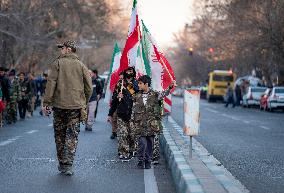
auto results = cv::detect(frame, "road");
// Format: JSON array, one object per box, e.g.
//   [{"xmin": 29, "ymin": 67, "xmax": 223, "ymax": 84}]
[
  {"xmin": 0, "ymin": 103, "xmax": 176, "ymax": 193},
  {"xmin": 171, "ymin": 96, "xmax": 284, "ymax": 193}
]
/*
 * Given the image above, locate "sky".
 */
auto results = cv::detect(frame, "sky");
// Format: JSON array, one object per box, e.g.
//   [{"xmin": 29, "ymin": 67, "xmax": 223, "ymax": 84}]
[{"xmin": 122, "ymin": 0, "xmax": 195, "ymax": 47}]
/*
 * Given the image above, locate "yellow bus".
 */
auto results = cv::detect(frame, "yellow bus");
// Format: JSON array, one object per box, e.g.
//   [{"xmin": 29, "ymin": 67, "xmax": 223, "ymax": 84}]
[{"xmin": 207, "ymin": 70, "xmax": 236, "ymax": 102}]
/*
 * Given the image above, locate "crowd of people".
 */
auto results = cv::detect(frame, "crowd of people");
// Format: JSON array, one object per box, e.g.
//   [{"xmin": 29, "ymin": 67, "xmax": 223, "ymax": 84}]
[
  {"xmin": 0, "ymin": 67, "xmax": 48, "ymax": 126},
  {"xmin": 2, "ymin": 40, "xmax": 174, "ymax": 176}
]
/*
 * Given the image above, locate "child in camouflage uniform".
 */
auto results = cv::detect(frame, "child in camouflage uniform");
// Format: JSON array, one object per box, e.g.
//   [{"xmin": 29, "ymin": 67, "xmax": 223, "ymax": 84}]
[{"xmin": 131, "ymin": 75, "xmax": 174, "ymax": 169}]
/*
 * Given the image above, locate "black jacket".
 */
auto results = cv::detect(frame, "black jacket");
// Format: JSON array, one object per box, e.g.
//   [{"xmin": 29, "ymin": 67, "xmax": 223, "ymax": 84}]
[
  {"xmin": 0, "ymin": 76, "xmax": 10, "ymax": 102},
  {"xmin": 89, "ymin": 77, "xmax": 103, "ymax": 102},
  {"xmin": 108, "ymin": 79, "xmax": 139, "ymax": 122}
]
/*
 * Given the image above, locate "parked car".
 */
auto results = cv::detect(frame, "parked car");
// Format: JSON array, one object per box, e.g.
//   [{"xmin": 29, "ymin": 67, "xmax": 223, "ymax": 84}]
[
  {"xmin": 267, "ymin": 87, "xmax": 284, "ymax": 112},
  {"xmin": 260, "ymin": 88, "xmax": 272, "ymax": 110},
  {"xmin": 172, "ymin": 87, "xmax": 184, "ymax": 97},
  {"xmin": 242, "ymin": 86, "xmax": 267, "ymax": 108}
]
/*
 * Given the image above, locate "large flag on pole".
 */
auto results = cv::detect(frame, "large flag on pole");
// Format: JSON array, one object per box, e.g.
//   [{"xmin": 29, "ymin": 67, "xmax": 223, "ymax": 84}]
[
  {"xmin": 141, "ymin": 20, "xmax": 176, "ymax": 91},
  {"xmin": 109, "ymin": 0, "xmax": 142, "ymax": 91},
  {"xmin": 104, "ymin": 43, "xmax": 121, "ymax": 104}
]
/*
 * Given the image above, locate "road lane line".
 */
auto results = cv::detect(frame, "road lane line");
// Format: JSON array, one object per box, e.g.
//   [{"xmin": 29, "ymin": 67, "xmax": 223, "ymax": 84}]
[
  {"xmin": 221, "ymin": 114, "xmax": 240, "ymax": 121},
  {"xmin": 144, "ymin": 168, "xmax": 159, "ymax": 193},
  {"xmin": 48, "ymin": 123, "xmax": 53, "ymax": 127},
  {"xmin": 26, "ymin": 130, "xmax": 39, "ymax": 134},
  {"xmin": 205, "ymin": 108, "xmax": 219, "ymax": 114},
  {"xmin": 16, "ymin": 157, "xmax": 56, "ymax": 162},
  {"xmin": 243, "ymin": 120, "xmax": 250, "ymax": 124},
  {"xmin": 0, "ymin": 136, "xmax": 21, "ymax": 146},
  {"xmin": 260, "ymin": 126, "xmax": 270, "ymax": 130}
]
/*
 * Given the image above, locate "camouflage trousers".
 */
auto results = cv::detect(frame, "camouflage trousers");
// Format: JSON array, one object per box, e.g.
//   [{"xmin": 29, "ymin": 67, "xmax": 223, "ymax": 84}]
[
  {"xmin": 153, "ymin": 134, "xmax": 160, "ymax": 161},
  {"xmin": 6, "ymin": 101, "xmax": 17, "ymax": 123},
  {"xmin": 53, "ymin": 108, "xmax": 81, "ymax": 166},
  {"xmin": 117, "ymin": 118, "xmax": 135, "ymax": 157}
]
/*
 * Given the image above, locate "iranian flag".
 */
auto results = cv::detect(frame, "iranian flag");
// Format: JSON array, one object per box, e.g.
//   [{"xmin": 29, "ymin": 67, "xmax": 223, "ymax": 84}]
[
  {"xmin": 109, "ymin": 0, "xmax": 143, "ymax": 91},
  {"xmin": 119, "ymin": 0, "xmax": 146, "ymax": 76},
  {"xmin": 104, "ymin": 43, "xmax": 121, "ymax": 104},
  {"xmin": 141, "ymin": 20, "xmax": 175, "ymax": 91}
]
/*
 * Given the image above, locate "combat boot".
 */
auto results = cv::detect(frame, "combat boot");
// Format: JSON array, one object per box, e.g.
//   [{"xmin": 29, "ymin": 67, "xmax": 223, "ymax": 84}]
[
  {"xmin": 137, "ymin": 160, "xmax": 144, "ymax": 169},
  {"xmin": 58, "ymin": 164, "xmax": 67, "ymax": 173},
  {"xmin": 63, "ymin": 166, "xmax": 74, "ymax": 176},
  {"xmin": 110, "ymin": 132, "xmax": 117, "ymax": 139},
  {"xmin": 145, "ymin": 160, "xmax": 151, "ymax": 169}
]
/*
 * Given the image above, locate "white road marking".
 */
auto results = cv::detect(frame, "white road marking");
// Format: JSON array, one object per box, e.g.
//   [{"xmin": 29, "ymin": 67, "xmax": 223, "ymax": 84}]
[
  {"xmin": 17, "ymin": 157, "xmax": 56, "ymax": 162},
  {"xmin": 0, "ymin": 136, "xmax": 21, "ymax": 146},
  {"xmin": 26, "ymin": 130, "xmax": 39, "ymax": 134},
  {"xmin": 243, "ymin": 120, "xmax": 250, "ymax": 124},
  {"xmin": 221, "ymin": 114, "xmax": 240, "ymax": 121},
  {"xmin": 260, "ymin": 126, "xmax": 270, "ymax": 130},
  {"xmin": 205, "ymin": 108, "xmax": 219, "ymax": 114},
  {"xmin": 144, "ymin": 168, "xmax": 159, "ymax": 193},
  {"xmin": 48, "ymin": 123, "xmax": 53, "ymax": 127}
]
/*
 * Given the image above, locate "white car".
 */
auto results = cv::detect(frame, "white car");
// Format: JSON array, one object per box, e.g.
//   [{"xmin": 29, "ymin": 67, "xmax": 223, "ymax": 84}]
[
  {"xmin": 242, "ymin": 87, "xmax": 267, "ymax": 107},
  {"xmin": 267, "ymin": 87, "xmax": 284, "ymax": 112}
]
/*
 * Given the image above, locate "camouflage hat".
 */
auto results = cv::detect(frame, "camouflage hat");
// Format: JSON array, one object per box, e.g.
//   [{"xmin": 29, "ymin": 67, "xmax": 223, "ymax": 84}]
[{"xmin": 57, "ymin": 40, "xmax": 77, "ymax": 49}]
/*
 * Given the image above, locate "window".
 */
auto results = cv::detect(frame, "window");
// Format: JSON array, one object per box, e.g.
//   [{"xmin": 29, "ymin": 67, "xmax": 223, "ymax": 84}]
[
  {"xmin": 213, "ymin": 75, "xmax": 234, "ymax": 82},
  {"xmin": 275, "ymin": 88, "xmax": 284, "ymax": 93},
  {"xmin": 251, "ymin": 88, "xmax": 266, "ymax": 93}
]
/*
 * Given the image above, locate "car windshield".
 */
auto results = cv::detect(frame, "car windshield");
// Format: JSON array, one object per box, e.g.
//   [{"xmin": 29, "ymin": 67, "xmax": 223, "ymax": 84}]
[
  {"xmin": 213, "ymin": 75, "xmax": 234, "ymax": 81},
  {"xmin": 251, "ymin": 88, "xmax": 266, "ymax": 92},
  {"xmin": 275, "ymin": 88, "xmax": 284, "ymax": 93}
]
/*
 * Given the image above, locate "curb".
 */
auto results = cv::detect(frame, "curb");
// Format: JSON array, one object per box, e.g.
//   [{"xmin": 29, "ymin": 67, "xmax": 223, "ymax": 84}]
[
  {"xmin": 161, "ymin": 124, "xmax": 205, "ymax": 193},
  {"xmin": 160, "ymin": 116, "xmax": 248, "ymax": 193}
]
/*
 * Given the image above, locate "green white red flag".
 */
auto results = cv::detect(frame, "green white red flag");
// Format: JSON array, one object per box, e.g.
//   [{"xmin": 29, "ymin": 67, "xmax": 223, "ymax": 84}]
[
  {"xmin": 104, "ymin": 43, "xmax": 121, "ymax": 104},
  {"xmin": 109, "ymin": 0, "xmax": 143, "ymax": 92},
  {"xmin": 141, "ymin": 20, "xmax": 176, "ymax": 92}
]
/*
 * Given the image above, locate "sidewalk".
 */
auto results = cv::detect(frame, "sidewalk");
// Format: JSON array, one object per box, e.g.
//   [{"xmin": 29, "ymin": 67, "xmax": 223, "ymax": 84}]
[{"xmin": 160, "ymin": 116, "xmax": 249, "ymax": 193}]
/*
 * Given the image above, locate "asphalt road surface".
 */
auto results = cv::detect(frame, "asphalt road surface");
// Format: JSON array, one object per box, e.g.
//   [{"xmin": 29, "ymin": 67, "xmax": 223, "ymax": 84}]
[
  {"xmin": 0, "ymin": 103, "xmax": 176, "ymax": 193},
  {"xmin": 171, "ymin": 96, "xmax": 284, "ymax": 193}
]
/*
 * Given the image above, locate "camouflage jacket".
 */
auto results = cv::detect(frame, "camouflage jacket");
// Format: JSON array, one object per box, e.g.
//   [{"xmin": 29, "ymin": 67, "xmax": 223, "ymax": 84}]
[
  {"xmin": 131, "ymin": 88, "xmax": 171, "ymax": 136},
  {"xmin": 43, "ymin": 53, "xmax": 92, "ymax": 109},
  {"xmin": 9, "ymin": 78, "xmax": 20, "ymax": 102}
]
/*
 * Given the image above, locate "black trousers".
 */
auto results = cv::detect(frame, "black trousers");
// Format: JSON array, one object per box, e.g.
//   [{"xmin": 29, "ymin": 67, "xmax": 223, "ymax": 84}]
[
  {"xmin": 138, "ymin": 136, "xmax": 154, "ymax": 162},
  {"xmin": 18, "ymin": 99, "xmax": 28, "ymax": 119}
]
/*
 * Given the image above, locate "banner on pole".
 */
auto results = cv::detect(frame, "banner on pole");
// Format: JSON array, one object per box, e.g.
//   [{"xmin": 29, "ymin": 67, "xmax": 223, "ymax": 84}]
[{"xmin": 183, "ymin": 89, "xmax": 200, "ymax": 136}]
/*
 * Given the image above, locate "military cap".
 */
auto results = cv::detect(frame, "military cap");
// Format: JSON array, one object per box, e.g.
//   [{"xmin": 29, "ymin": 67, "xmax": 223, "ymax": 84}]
[{"xmin": 57, "ymin": 40, "xmax": 77, "ymax": 49}]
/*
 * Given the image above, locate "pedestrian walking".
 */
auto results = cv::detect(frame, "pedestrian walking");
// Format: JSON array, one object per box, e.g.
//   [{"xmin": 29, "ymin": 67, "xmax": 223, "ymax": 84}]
[
  {"xmin": 108, "ymin": 67, "xmax": 139, "ymax": 161},
  {"xmin": 18, "ymin": 72, "xmax": 30, "ymax": 120},
  {"xmin": 131, "ymin": 75, "xmax": 174, "ymax": 169},
  {"xmin": 7, "ymin": 69, "xmax": 20, "ymax": 124},
  {"xmin": 42, "ymin": 40, "xmax": 92, "ymax": 176},
  {"xmin": 225, "ymin": 82, "xmax": 235, "ymax": 108},
  {"xmin": 235, "ymin": 84, "xmax": 242, "ymax": 106},
  {"xmin": 27, "ymin": 73, "xmax": 37, "ymax": 117},
  {"xmin": 85, "ymin": 69, "xmax": 103, "ymax": 131}
]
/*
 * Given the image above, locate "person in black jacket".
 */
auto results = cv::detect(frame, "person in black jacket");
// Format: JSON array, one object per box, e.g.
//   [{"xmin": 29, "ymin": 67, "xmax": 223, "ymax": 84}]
[
  {"xmin": 107, "ymin": 67, "xmax": 139, "ymax": 161},
  {"xmin": 85, "ymin": 69, "xmax": 103, "ymax": 131},
  {"xmin": 0, "ymin": 67, "xmax": 10, "ymax": 103}
]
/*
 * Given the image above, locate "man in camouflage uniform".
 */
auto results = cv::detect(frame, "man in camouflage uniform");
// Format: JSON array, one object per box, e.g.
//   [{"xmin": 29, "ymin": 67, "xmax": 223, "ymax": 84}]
[
  {"xmin": 108, "ymin": 67, "xmax": 139, "ymax": 161},
  {"xmin": 131, "ymin": 75, "xmax": 174, "ymax": 169},
  {"xmin": 6, "ymin": 69, "xmax": 20, "ymax": 124},
  {"xmin": 43, "ymin": 40, "xmax": 92, "ymax": 176}
]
